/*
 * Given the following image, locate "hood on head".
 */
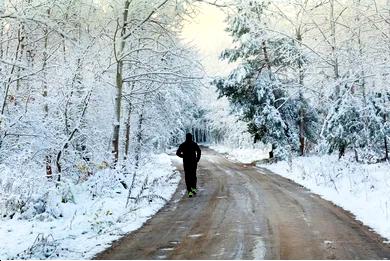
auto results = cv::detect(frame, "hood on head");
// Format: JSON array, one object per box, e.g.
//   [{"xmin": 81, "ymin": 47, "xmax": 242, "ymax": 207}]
[{"xmin": 185, "ymin": 133, "xmax": 193, "ymax": 142}]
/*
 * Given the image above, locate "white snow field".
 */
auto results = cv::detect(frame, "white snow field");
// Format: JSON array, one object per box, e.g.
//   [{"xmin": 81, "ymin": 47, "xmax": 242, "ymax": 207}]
[
  {"xmin": 0, "ymin": 154, "xmax": 180, "ymax": 259},
  {"xmin": 213, "ymin": 146, "xmax": 390, "ymax": 242}
]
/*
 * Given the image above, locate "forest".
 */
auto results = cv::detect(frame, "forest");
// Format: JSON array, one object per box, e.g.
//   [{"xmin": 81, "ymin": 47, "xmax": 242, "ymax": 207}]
[
  {"xmin": 0, "ymin": 1, "xmax": 207, "ymax": 258},
  {"xmin": 0, "ymin": 0, "xmax": 389, "ymax": 259},
  {"xmin": 214, "ymin": 0, "xmax": 390, "ymax": 161}
]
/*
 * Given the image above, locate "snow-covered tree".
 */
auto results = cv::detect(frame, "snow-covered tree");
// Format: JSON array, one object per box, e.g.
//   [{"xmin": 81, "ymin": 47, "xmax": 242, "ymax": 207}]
[
  {"xmin": 0, "ymin": 0, "xmax": 206, "ymax": 221},
  {"xmin": 214, "ymin": 0, "xmax": 319, "ymax": 159}
]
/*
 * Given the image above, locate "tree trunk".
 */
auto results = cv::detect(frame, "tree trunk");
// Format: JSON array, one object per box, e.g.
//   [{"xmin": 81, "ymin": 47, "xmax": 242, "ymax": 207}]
[
  {"xmin": 16, "ymin": 24, "xmax": 25, "ymax": 93},
  {"xmin": 330, "ymin": 0, "xmax": 340, "ymax": 94},
  {"xmin": 112, "ymin": 64, "xmax": 122, "ymax": 162},
  {"xmin": 299, "ymin": 131, "xmax": 305, "ymax": 156},
  {"xmin": 338, "ymin": 144, "xmax": 346, "ymax": 159},
  {"xmin": 46, "ymin": 155, "xmax": 53, "ymax": 179},
  {"xmin": 385, "ymin": 114, "xmax": 389, "ymax": 161},
  {"xmin": 112, "ymin": 0, "xmax": 131, "ymax": 164},
  {"xmin": 134, "ymin": 101, "xmax": 145, "ymax": 169},
  {"xmin": 1, "ymin": 38, "xmax": 21, "ymax": 116},
  {"xmin": 298, "ymin": 96, "xmax": 305, "ymax": 156},
  {"xmin": 124, "ymin": 102, "xmax": 132, "ymax": 158},
  {"xmin": 354, "ymin": 149, "xmax": 359, "ymax": 162},
  {"xmin": 125, "ymin": 99, "xmax": 145, "ymax": 208},
  {"xmin": 42, "ymin": 8, "xmax": 51, "ymax": 179},
  {"xmin": 297, "ymin": 29, "xmax": 305, "ymax": 156},
  {"xmin": 0, "ymin": 0, "xmax": 4, "ymax": 59},
  {"xmin": 262, "ymin": 41, "xmax": 272, "ymax": 80},
  {"xmin": 269, "ymin": 144, "xmax": 276, "ymax": 159},
  {"xmin": 42, "ymin": 9, "xmax": 50, "ymax": 116}
]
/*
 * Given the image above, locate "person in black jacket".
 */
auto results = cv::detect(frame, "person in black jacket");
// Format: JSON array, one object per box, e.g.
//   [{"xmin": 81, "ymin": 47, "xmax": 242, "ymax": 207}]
[{"xmin": 176, "ymin": 133, "xmax": 201, "ymax": 197}]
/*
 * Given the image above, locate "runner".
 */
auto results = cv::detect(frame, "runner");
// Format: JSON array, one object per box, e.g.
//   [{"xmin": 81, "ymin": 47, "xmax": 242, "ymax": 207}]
[{"xmin": 176, "ymin": 133, "xmax": 201, "ymax": 197}]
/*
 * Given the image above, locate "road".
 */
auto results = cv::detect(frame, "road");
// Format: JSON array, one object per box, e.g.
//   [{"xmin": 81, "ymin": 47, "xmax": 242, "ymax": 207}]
[{"xmin": 96, "ymin": 148, "xmax": 390, "ymax": 259}]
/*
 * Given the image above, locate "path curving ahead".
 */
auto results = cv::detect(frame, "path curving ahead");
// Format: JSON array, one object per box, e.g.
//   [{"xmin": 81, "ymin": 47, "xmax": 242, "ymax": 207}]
[{"xmin": 95, "ymin": 148, "xmax": 390, "ymax": 259}]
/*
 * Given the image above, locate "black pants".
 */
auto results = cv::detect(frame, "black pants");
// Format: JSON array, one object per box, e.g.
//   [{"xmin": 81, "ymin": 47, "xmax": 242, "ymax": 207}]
[{"xmin": 184, "ymin": 162, "xmax": 197, "ymax": 192}]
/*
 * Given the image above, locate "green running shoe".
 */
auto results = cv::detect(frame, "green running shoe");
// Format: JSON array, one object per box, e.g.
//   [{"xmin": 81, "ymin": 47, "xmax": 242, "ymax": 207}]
[
  {"xmin": 188, "ymin": 191, "xmax": 194, "ymax": 198},
  {"xmin": 191, "ymin": 188, "xmax": 197, "ymax": 194}
]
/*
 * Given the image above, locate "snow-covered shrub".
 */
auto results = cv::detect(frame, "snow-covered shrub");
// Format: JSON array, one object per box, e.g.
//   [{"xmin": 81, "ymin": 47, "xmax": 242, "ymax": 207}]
[
  {"xmin": 16, "ymin": 233, "xmax": 59, "ymax": 259},
  {"xmin": 0, "ymin": 164, "xmax": 53, "ymax": 219},
  {"xmin": 84, "ymin": 169, "xmax": 125, "ymax": 199},
  {"xmin": 88, "ymin": 207, "xmax": 115, "ymax": 235}
]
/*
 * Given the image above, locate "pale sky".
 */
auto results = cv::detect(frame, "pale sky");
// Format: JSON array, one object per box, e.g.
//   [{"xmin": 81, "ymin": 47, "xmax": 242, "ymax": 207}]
[{"xmin": 180, "ymin": 4, "xmax": 235, "ymax": 77}]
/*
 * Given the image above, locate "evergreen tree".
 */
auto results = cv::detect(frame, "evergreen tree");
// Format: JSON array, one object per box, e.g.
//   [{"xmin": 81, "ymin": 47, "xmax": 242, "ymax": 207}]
[
  {"xmin": 369, "ymin": 91, "xmax": 390, "ymax": 161},
  {"xmin": 325, "ymin": 85, "xmax": 389, "ymax": 162},
  {"xmin": 214, "ymin": 0, "xmax": 318, "ymax": 159}
]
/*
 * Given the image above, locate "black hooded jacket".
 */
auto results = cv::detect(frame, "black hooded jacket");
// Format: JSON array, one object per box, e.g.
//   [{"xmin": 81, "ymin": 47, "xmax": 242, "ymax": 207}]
[{"xmin": 176, "ymin": 133, "xmax": 201, "ymax": 166}]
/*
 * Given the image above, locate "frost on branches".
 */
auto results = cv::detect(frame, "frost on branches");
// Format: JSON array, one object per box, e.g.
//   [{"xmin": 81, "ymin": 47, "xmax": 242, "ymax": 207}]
[
  {"xmin": 214, "ymin": 0, "xmax": 318, "ymax": 159},
  {"xmin": 0, "ymin": 0, "xmax": 205, "ymax": 258},
  {"xmin": 213, "ymin": 0, "xmax": 390, "ymax": 162}
]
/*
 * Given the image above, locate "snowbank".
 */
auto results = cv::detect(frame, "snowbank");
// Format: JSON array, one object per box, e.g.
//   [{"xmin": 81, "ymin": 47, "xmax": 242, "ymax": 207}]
[
  {"xmin": 0, "ymin": 154, "xmax": 180, "ymax": 259},
  {"xmin": 213, "ymin": 145, "xmax": 390, "ymax": 241},
  {"xmin": 262, "ymin": 155, "xmax": 390, "ymax": 241}
]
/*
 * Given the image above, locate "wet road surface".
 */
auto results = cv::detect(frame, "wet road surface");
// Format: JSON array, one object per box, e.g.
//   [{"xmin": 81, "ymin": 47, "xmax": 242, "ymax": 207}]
[{"xmin": 96, "ymin": 148, "xmax": 390, "ymax": 259}]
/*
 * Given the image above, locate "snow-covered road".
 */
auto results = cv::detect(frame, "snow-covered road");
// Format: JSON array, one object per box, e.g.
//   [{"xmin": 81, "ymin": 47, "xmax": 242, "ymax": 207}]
[{"xmin": 96, "ymin": 148, "xmax": 390, "ymax": 259}]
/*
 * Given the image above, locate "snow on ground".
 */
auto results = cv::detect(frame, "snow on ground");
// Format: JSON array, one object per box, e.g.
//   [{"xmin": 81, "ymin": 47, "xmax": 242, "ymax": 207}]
[
  {"xmin": 263, "ymin": 155, "xmax": 390, "ymax": 241},
  {"xmin": 210, "ymin": 145, "xmax": 269, "ymax": 164},
  {"xmin": 213, "ymin": 145, "xmax": 390, "ymax": 241},
  {"xmin": 0, "ymin": 154, "xmax": 180, "ymax": 259}
]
